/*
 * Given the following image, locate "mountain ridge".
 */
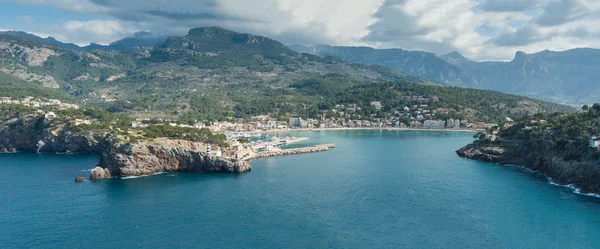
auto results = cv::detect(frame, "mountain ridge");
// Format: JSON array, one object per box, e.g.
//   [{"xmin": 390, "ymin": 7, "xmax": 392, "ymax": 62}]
[{"xmin": 291, "ymin": 44, "xmax": 600, "ymax": 104}]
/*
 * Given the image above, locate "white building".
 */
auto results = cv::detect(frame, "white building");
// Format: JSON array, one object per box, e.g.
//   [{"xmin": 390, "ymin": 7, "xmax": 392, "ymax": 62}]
[
  {"xmin": 289, "ymin": 117, "xmax": 303, "ymax": 127},
  {"xmin": 44, "ymin": 112, "xmax": 56, "ymax": 120},
  {"xmin": 370, "ymin": 101, "xmax": 383, "ymax": 110},
  {"xmin": 590, "ymin": 136, "xmax": 600, "ymax": 148},
  {"xmin": 423, "ymin": 120, "xmax": 445, "ymax": 129}
]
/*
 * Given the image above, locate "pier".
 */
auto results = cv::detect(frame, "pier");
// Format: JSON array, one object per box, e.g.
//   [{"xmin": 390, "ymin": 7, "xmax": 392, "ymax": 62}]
[{"xmin": 245, "ymin": 144, "xmax": 335, "ymax": 160}]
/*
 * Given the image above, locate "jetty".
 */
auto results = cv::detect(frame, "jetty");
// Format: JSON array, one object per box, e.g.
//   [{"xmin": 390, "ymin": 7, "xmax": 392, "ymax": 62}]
[{"xmin": 245, "ymin": 144, "xmax": 335, "ymax": 160}]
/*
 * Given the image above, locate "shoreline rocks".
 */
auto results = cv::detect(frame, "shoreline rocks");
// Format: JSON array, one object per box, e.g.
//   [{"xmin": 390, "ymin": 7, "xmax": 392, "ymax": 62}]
[
  {"xmin": 74, "ymin": 177, "xmax": 87, "ymax": 183},
  {"xmin": 456, "ymin": 140, "xmax": 600, "ymax": 196},
  {"xmin": 1, "ymin": 116, "xmax": 108, "ymax": 154},
  {"xmin": 90, "ymin": 166, "xmax": 111, "ymax": 180}
]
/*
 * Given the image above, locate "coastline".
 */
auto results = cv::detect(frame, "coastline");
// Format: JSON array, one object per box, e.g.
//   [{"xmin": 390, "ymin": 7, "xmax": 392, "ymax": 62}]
[
  {"xmin": 241, "ymin": 127, "xmax": 482, "ymax": 134},
  {"xmin": 456, "ymin": 141, "xmax": 600, "ymax": 198}
]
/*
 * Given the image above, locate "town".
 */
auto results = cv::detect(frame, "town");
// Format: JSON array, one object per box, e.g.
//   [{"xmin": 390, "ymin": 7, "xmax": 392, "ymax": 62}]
[
  {"xmin": 0, "ymin": 96, "xmax": 79, "ymax": 109},
  {"xmin": 1, "ymin": 96, "xmax": 498, "ymax": 133},
  {"xmin": 2, "ymin": 96, "xmax": 499, "ymax": 159}
]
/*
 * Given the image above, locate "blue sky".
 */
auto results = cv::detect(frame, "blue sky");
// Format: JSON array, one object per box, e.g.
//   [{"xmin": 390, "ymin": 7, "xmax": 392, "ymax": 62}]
[
  {"xmin": 2, "ymin": 0, "xmax": 599, "ymax": 61},
  {"xmin": 0, "ymin": 2, "xmax": 105, "ymax": 27}
]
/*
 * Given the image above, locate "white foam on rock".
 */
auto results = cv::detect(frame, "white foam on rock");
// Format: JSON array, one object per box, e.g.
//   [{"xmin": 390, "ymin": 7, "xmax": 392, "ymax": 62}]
[{"xmin": 502, "ymin": 164, "xmax": 600, "ymax": 199}]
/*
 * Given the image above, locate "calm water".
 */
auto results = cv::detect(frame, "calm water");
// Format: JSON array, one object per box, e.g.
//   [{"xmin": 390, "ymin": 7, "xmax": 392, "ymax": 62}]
[{"xmin": 1, "ymin": 130, "xmax": 600, "ymax": 249}]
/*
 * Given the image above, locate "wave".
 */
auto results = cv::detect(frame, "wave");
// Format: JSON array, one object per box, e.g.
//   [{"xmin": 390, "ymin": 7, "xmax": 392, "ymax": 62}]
[
  {"xmin": 121, "ymin": 176, "xmax": 143, "ymax": 179},
  {"xmin": 548, "ymin": 178, "xmax": 600, "ymax": 198},
  {"xmin": 121, "ymin": 172, "xmax": 170, "ymax": 179},
  {"xmin": 501, "ymin": 164, "xmax": 600, "ymax": 199}
]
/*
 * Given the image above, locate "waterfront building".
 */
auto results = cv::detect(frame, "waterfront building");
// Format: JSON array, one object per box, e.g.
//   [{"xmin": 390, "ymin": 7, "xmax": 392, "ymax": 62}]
[
  {"xmin": 289, "ymin": 117, "xmax": 303, "ymax": 127},
  {"xmin": 423, "ymin": 120, "xmax": 445, "ymax": 129}
]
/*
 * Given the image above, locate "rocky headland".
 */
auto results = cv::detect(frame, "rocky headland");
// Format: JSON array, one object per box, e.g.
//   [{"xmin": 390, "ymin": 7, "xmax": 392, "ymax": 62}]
[
  {"xmin": 0, "ymin": 114, "xmax": 108, "ymax": 154},
  {"xmin": 1, "ymin": 113, "xmax": 251, "ymax": 181},
  {"xmin": 457, "ymin": 139, "xmax": 600, "ymax": 195},
  {"xmin": 2, "ymin": 111, "xmax": 342, "ymax": 182},
  {"xmin": 93, "ymin": 141, "xmax": 251, "ymax": 180}
]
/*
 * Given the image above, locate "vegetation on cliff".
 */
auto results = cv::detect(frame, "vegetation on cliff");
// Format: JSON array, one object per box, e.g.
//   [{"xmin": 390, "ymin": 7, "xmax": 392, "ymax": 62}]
[
  {"xmin": 498, "ymin": 104, "xmax": 600, "ymax": 156},
  {"xmin": 0, "ymin": 105, "xmax": 226, "ymax": 152},
  {"xmin": 458, "ymin": 104, "xmax": 600, "ymax": 195}
]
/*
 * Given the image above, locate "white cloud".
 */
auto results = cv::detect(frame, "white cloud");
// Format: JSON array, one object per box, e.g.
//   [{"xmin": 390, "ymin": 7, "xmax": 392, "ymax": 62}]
[
  {"xmin": 6, "ymin": 0, "xmax": 600, "ymax": 61},
  {"xmin": 479, "ymin": 0, "xmax": 542, "ymax": 12},
  {"xmin": 535, "ymin": 0, "xmax": 589, "ymax": 26},
  {"xmin": 61, "ymin": 20, "xmax": 134, "ymax": 45},
  {"xmin": 363, "ymin": 0, "xmax": 491, "ymax": 58}
]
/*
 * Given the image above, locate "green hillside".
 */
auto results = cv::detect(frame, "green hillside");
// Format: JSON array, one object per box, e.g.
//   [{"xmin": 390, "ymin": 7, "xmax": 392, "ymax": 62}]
[{"xmin": 0, "ymin": 27, "xmax": 574, "ymax": 124}]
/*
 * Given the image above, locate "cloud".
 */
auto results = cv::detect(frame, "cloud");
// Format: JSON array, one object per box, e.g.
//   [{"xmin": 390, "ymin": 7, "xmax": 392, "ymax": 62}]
[
  {"xmin": 363, "ymin": 0, "xmax": 490, "ymax": 56},
  {"xmin": 479, "ymin": 0, "xmax": 541, "ymax": 12},
  {"xmin": 9, "ymin": 0, "xmax": 381, "ymax": 46},
  {"xmin": 6, "ymin": 0, "xmax": 600, "ymax": 61},
  {"xmin": 535, "ymin": 0, "xmax": 589, "ymax": 26},
  {"xmin": 493, "ymin": 25, "xmax": 546, "ymax": 46},
  {"xmin": 61, "ymin": 20, "xmax": 134, "ymax": 45}
]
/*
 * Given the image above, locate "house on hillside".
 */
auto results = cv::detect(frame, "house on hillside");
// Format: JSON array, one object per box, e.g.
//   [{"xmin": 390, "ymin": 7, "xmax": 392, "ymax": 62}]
[
  {"xmin": 44, "ymin": 112, "xmax": 56, "ymax": 120},
  {"xmin": 590, "ymin": 136, "xmax": 600, "ymax": 149}
]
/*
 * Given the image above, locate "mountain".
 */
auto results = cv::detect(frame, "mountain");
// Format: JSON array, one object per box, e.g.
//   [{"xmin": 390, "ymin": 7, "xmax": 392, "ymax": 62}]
[
  {"xmin": 289, "ymin": 45, "xmax": 479, "ymax": 87},
  {"xmin": 0, "ymin": 27, "xmax": 432, "ymax": 117},
  {"xmin": 164, "ymin": 27, "xmax": 292, "ymax": 54},
  {"xmin": 86, "ymin": 31, "xmax": 168, "ymax": 51},
  {"xmin": 441, "ymin": 49, "xmax": 600, "ymax": 105},
  {"xmin": 0, "ymin": 30, "xmax": 82, "ymax": 50},
  {"xmin": 292, "ymin": 44, "xmax": 600, "ymax": 105},
  {"xmin": 0, "ymin": 30, "xmax": 167, "ymax": 51}
]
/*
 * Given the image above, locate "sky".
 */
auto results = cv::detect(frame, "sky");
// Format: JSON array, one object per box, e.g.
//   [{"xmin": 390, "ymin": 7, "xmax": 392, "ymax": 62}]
[{"xmin": 1, "ymin": 0, "xmax": 600, "ymax": 61}]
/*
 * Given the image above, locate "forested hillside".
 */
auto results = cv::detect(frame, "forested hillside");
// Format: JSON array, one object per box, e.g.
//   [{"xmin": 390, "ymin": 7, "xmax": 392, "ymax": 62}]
[
  {"xmin": 293, "ymin": 44, "xmax": 600, "ymax": 105},
  {"xmin": 0, "ymin": 27, "xmax": 573, "ymax": 124}
]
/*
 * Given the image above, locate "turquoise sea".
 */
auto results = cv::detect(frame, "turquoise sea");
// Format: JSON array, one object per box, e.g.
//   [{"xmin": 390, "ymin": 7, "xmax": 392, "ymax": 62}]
[{"xmin": 1, "ymin": 130, "xmax": 600, "ymax": 248}]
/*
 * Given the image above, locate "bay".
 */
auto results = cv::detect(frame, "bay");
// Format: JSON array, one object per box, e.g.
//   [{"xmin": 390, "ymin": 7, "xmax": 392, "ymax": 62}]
[{"xmin": 1, "ymin": 130, "xmax": 600, "ymax": 248}]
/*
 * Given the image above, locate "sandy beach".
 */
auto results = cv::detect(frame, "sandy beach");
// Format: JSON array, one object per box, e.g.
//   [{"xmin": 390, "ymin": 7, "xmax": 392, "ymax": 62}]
[{"xmin": 238, "ymin": 127, "xmax": 482, "ymax": 134}]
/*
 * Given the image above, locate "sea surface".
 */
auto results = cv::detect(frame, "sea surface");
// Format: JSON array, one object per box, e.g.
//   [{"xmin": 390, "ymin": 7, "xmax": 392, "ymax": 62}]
[{"xmin": 1, "ymin": 130, "xmax": 600, "ymax": 249}]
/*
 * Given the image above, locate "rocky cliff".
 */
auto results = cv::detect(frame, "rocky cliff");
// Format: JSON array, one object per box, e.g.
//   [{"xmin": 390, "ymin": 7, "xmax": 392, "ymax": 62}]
[
  {"xmin": 95, "ymin": 141, "xmax": 250, "ymax": 179},
  {"xmin": 0, "ymin": 114, "xmax": 108, "ymax": 154},
  {"xmin": 457, "ymin": 140, "xmax": 600, "ymax": 195}
]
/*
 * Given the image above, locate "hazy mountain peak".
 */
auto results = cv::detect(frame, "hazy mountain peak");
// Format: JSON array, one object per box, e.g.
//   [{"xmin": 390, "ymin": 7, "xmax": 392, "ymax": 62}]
[
  {"xmin": 443, "ymin": 51, "xmax": 466, "ymax": 59},
  {"xmin": 161, "ymin": 26, "xmax": 292, "ymax": 55},
  {"xmin": 513, "ymin": 51, "xmax": 529, "ymax": 60},
  {"xmin": 131, "ymin": 31, "xmax": 154, "ymax": 38},
  {"xmin": 0, "ymin": 30, "xmax": 82, "ymax": 50},
  {"xmin": 106, "ymin": 31, "xmax": 167, "ymax": 50},
  {"xmin": 188, "ymin": 26, "xmax": 237, "ymax": 36}
]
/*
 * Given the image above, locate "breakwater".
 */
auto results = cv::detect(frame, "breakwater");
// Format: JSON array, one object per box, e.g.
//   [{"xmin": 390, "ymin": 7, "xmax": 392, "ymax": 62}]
[{"xmin": 246, "ymin": 144, "xmax": 335, "ymax": 160}]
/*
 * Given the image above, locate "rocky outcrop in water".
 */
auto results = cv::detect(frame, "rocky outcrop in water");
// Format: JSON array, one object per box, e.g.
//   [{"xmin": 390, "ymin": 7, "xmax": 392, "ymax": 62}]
[
  {"xmin": 457, "ymin": 140, "xmax": 600, "ymax": 195},
  {"xmin": 89, "ymin": 166, "xmax": 111, "ymax": 180},
  {"xmin": 96, "ymin": 141, "xmax": 250, "ymax": 178}
]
